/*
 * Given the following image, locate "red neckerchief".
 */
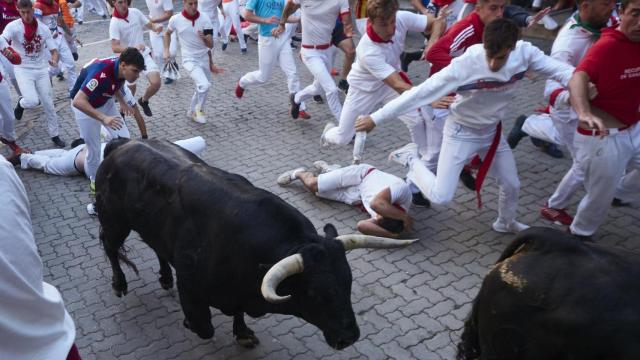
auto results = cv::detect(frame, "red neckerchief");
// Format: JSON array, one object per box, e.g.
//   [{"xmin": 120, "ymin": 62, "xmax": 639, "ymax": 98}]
[
  {"xmin": 22, "ymin": 18, "xmax": 37, "ymax": 43},
  {"xmin": 366, "ymin": 19, "xmax": 393, "ymax": 43},
  {"xmin": 112, "ymin": 7, "xmax": 129, "ymax": 22},
  {"xmin": 182, "ymin": 9, "xmax": 199, "ymax": 26}
]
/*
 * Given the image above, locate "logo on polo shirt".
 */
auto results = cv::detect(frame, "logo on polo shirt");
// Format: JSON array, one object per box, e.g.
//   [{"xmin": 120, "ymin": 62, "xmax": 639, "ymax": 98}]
[{"xmin": 87, "ymin": 79, "xmax": 99, "ymax": 91}]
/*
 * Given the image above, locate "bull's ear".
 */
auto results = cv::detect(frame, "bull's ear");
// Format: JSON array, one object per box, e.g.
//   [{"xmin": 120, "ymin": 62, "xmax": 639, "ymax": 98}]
[{"xmin": 323, "ymin": 223, "xmax": 338, "ymax": 239}]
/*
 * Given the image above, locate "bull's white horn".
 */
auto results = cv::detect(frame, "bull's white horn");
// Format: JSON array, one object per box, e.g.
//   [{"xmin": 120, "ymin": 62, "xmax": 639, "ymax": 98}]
[
  {"xmin": 261, "ymin": 254, "xmax": 304, "ymax": 303},
  {"xmin": 336, "ymin": 234, "xmax": 419, "ymax": 251}
]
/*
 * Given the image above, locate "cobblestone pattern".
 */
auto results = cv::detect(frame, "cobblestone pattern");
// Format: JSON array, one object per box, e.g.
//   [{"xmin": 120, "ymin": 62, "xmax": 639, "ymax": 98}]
[{"xmin": 4, "ymin": 3, "xmax": 638, "ymax": 359}]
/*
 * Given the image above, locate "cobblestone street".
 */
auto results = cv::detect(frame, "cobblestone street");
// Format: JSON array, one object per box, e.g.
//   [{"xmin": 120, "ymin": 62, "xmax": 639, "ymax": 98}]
[{"xmin": 4, "ymin": 2, "xmax": 639, "ymax": 359}]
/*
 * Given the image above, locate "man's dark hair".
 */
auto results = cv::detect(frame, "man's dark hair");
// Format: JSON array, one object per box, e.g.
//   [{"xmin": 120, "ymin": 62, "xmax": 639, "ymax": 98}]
[
  {"xmin": 119, "ymin": 47, "xmax": 146, "ymax": 71},
  {"xmin": 17, "ymin": 0, "xmax": 32, "ymax": 9},
  {"xmin": 367, "ymin": 0, "xmax": 399, "ymax": 21},
  {"xmin": 70, "ymin": 138, "xmax": 85, "ymax": 148},
  {"xmin": 378, "ymin": 217, "xmax": 404, "ymax": 234},
  {"xmin": 483, "ymin": 18, "xmax": 520, "ymax": 57}
]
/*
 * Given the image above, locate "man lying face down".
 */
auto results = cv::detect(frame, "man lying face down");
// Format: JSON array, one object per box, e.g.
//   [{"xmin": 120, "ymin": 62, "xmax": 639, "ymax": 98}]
[{"xmin": 278, "ymin": 161, "xmax": 413, "ymax": 238}]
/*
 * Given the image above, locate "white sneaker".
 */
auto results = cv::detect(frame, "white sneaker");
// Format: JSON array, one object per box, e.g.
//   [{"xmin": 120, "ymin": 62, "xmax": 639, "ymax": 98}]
[
  {"xmin": 86, "ymin": 202, "xmax": 98, "ymax": 217},
  {"xmin": 277, "ymin": 167, "xmax": 305, "ymax": 186},
  {"xmin": 320, "ymin": 122, "xmax": 336, "ymax": 147},
  {"xmin": 388, "ymin": 143, "xmax": 418, "ymax": 167},
  {"xmin": 538, "ymin": 15, "xmax": 558, "ymax": 30},
  {"xmin": 193, "ymin": 109, "xmax": 207, "ymax": 124},
  {"xmin": 492, "ymin": 219, "xmax": 530, "ymax": 234},
  {"xmin": 312, "ymin": 160, "xmax": 341, "ymax": 174}
]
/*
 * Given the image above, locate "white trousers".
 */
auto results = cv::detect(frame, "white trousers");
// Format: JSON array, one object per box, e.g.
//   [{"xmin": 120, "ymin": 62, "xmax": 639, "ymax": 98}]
[
  {"xmin": 0, "ymin": 79, "xmax": 16, "ymax": 141},
  {"xmin": 522, "ymin": 111, "xmax": 584, "ymax": 209},
  {"xmin": 239, "ymin": 34, "xmax": 306, "ymax": 110},
  {"xmin": 149, "ymin": 29, "xmax": 178, "ymax": 75},
  {"xmin": 0, "ymin": 55, "xmax": 20, "ymax": 95},
  {"xmin": 21, "ymin": 145, "xmax": 85, "ymax": 176},
  {"xmin": 221, "ymin": 0, "xmax": 246, "ymax": 49},
  {"xmin": 408, "ymin": 118, "xmax": 520, "ymax": 224},
  {"xmin": 421, "ymin": 107, "xmax": 447, "ymax": 174},
  {"xmin": 72, "ymin": 0, "xmax": 106, "ymax": 21},
  {"xmin": 183, "ymin": 55, "xmax": 212, "ymax": 113},
  {"xmin": 571, "ymin": 124, "xmax": 640, "ymax": 236},
  {"xmin": 316, "ymin": 164, "xmax": 370, "ymax": 205},
  {"xmin": 48, "ymin": 31, "xmax": 78, "ymax": 92},
  {"xmin": 73, "ymin": 99, "xmax": 130, "ymax": 181},
  {"xmin": 355, "ymin": 18, "xmax": 366, "ymax": 36},
  {"xmin": 64, "ymin": 26, "xmax": 78, "ymax": 54},
  {"xmin": 324, "ymin": 85, "xmax": 425, "ymax": 151},
  {"xmin": 296, "ymin": 47, "xmax": 342, "ymax": 122},
  {"xmin": 14, "ymin": 66, "xmax": 60, "ymax": 137}
]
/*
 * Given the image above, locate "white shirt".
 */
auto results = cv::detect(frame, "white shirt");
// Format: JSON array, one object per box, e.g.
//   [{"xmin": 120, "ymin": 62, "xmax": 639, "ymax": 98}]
[
  {"xmin": 544, "ymin": 15, "xmax": 602, "ymax": 120},
  {"xmin": 359, "ymin": 170, "xmax": 412, "ymax": 218},
  {"xmin": 168, "ymin": 12, "xmax": 213, "ymax": 61},
  {"xmin": 198, "ymin": 0, "xmax": 221, "ymax": 23},
  {"xmin": 145, "ymin": 0, "xmax": 173, "ymax": 27},
  {"xmin": 0, "ymin": 157, "xmax": 76, "ymax": 360},
  {"xmin": 1, "ymin": 19, "xmax": 55, "ymax": 69},
  {"xmin": 348, "ymin": 11, "xmax": 427, "ymax": 92},
  {"xmin": 371, "ymin": 41, "xmax": 575, "ymax": 129},
  {"xmin": 109, "ymin": 8, "xmax": 150, "ymax": 48},
  {"xmin": 292, "ymin": 0, "xmax": 349, "ymax": 46}
]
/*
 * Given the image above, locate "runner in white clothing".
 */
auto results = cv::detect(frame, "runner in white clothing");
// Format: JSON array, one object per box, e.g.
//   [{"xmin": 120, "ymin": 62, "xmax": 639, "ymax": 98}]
[
  {"xmin": 0, "ymin": 156, "xmax": 77, "ymax": 360},
  {"xmin": 198, "ymin": 0, "xmax": 226, "ymax": 43},
  {"xmin": 235, "ymin": 0, "xmax": 310, "ymax": 118},
  {"xmin": 220, "ymin": 0, "xmax": 247, "ymax": 52},
  {"xmin": 506, "ymin": 0, "xmax": 619, "ymax": 225},
  {"xmin": 165, "ymin": 0, "xmax": 223, "ymax": 124},
  {"xmin": 321, "ymin": 0, "xmax": 447, "ymax": 160},
  {"xmin": 278, "ymin": 161, "xmax": 413, "ymax": 238},
  {"xmin": 145, "ymin": 0, "xmax": 177, "ymax": 84},
  {"xmin": 273, "ymin": 0, "xmax": 353, "ymax": 121},
  {"xmin": 11, "ymin": 136, "xmax": 206, "ymax": 176},
  {"xmin": 357, "ymin": 19, "xmax": 575, "ymax": 234},
  {"xmin": 0, "ymin": 36, "xmax": 24, "ymax": 159},
  {"xmin": 2, "ymin": 0, "xmax": 65, "ymax": 147},
  {"xmin": 110, "ymin": 0, "xmax": 163, "ymax": 116}
]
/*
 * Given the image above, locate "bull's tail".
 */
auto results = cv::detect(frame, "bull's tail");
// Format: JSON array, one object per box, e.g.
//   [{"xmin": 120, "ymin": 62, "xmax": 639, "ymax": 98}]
[
  {"xmin": 116, "ymin": 245, "xmax": 139, "ymax": 275},
  {"xmin": 457, "ymin": 296, "xmax": 482, "ymax": 360},
  {"xmin": 103, "ymin": 137, "xmax": 131, "ymax": 159}
]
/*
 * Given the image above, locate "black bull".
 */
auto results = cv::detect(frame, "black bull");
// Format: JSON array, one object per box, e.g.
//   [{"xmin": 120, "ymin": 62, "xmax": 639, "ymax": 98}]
[
  {"xmin": 95, "ymin": 139, "xmax": 416, "ymax": 350},
  {"xmin": 458, "ymin": 227, "xmax": 640, "ymax": 360}
]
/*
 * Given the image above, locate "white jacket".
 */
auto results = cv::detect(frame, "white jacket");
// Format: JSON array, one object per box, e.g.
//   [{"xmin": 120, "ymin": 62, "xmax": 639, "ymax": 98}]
[{"xmin": 371, "ymin": 41, "xmax": 575, "ymax": 129}]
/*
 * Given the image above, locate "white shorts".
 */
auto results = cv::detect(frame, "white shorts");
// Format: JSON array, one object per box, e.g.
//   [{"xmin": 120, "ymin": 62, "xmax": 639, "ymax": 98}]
[{"xmin": 125, "ymin": 48, "xmax": 159, "ymax": 85}]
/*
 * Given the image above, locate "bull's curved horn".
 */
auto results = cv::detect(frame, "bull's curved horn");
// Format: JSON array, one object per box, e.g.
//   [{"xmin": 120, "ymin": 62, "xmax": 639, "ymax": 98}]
[
  {"xmin": 336, "ymin": 234, "xmax": 419, "ymax": 251},
  {"xmin": 261, "ymin": 254, "xmax": 304, "ymax": 303}
]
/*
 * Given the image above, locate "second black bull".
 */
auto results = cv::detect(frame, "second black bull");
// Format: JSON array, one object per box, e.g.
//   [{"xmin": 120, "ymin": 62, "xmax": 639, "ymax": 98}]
[{"xmin": 95, "ymin": 139, "xmax": 418, "ymax": 350}]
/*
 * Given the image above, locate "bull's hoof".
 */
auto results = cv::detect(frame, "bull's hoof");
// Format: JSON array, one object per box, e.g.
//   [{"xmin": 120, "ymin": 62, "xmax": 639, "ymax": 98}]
[
  {"xmin": 112, "ymin": 282, "xmax": 127, "ymax": 297},
  {"xmin": 159, "ymin": 276, "xmax": 174, "ymax": 290},
  {"xmin": 235, "ymin": 334, "xmax": 260, "ymax": 348}
]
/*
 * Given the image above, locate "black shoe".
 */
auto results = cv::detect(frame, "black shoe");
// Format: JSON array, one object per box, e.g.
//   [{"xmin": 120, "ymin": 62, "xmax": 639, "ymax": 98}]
[
  {"xmin": 542, "ymin": 142, "xmax": 564, "ymax": 159},
  {"xmin": 459, "ymin": 166, "xmax": 476, "ymax": 191},
  {"xmin": 5, "ymin": 150, "xmax": 22, "ymax": 166},
  {"xmin": 101, "ymin": 14, "xmax": 107, "ymax": 19},
  {"xmin": 222, "ymin": 42, "xmax": 228, "ymax": 51},
  {"xmin": 338, "ymin": 79, "xmax": 349, "ymax": 94},
  {"xmin": 400, "ymin": 50, "xmax": 422, "ymax": 73},
  {"xmin": 291, "ymin": 35, "xmax": 301, "ymax": 42},
  {"xmin": 120, "ymin": 111, "xmax": 125, "ymax": 119},
  {"xmin": 313, "ymin": 95, "xmax": 323, "ymax": 104},
  {"xmin": 507, "ymin": 115, "xmax": 528, "ymax": 149},
  {"xmin": 530, "ymin": 137, "xmax": 544, "ymax": 148},
  {"xmin": 138, "ymin": 98, "xmax": 152, "ymax": 116},
  {"xmin": 78, "ymin": 20, "xmax": 83, "ymax": 25},
  {"xmin": 72, "ymin": 52, "xmax": 79, "ymax": 61},
  {"xmin": 164, "ymin": 78, "xmax": 174, "ymax": 85},
  {"xmin": 412, "ymin": 192, "xmax": 431, "ymax": 207},
  {"xmin": 51, "ymin": 136, "xmax": 66, "ymax": 148},
  {"xmin": 290, "ymin": 41, "xmax": 297, "ymax": 49},
  {"xmin": 14, "ymin": 98, "xmax": 23, "ymax": 120},
  {"xmin": 612, "ymin": 198, "xmax": 631, "ymax": 207},
  {"xmin": 289, "ymin": 93, "xmax": 300, "ymax": 119},
  {"xmin": 56, "ymin": 72, "xmax": 65, "ymax": 81}
]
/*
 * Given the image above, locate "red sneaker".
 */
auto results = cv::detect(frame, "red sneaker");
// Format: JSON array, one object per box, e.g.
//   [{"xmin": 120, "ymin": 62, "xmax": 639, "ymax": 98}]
[
  {"xmin": 540, "ymin": 203, "xmax": 573, "ymax": 225},
  {"xmin": 299, "ymin": 110, "xmax": 311, "ymax": 119},
  {"xmin": 235, "ymin": 82, "xmax": 244, "ymax": 99},
  {"xmin": 330, "ymin": 68, "xmax": 339, "ymax": 76}
]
